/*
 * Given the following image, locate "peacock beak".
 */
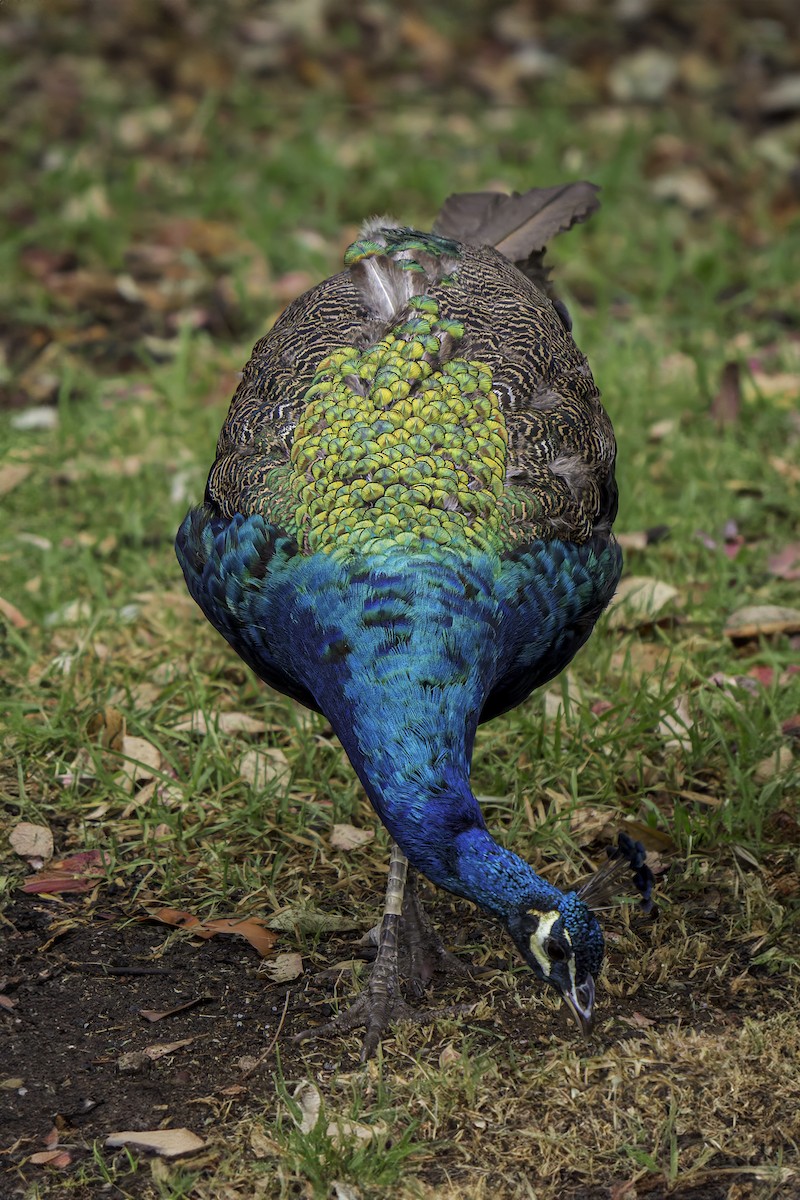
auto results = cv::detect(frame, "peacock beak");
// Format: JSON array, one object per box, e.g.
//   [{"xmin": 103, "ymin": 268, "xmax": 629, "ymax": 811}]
[{"xmin": 561, "ymin": 975, "xmax": 595, "ymax": 1034}]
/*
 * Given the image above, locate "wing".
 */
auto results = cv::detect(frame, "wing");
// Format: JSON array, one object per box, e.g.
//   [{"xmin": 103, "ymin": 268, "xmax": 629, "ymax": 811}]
[{"xmin": 175, "ymin": 507, "xmax": 323, "ymax": 713}]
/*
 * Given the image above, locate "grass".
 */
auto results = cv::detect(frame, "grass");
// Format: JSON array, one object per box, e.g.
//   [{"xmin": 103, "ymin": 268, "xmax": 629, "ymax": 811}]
[{"xmin": 2, "ymin": 14, "xmax": 800, "ymax": 1200}]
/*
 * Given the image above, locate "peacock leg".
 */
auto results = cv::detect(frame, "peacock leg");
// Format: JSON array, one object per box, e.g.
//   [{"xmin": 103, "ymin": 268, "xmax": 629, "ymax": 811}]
[
  {"xmin": 402, "ymin": 867, "xmax": 479, "ymax": 995},
  {"xmin": 295, "ymin": 842, "xmax": 470, "ymax": 1060}
]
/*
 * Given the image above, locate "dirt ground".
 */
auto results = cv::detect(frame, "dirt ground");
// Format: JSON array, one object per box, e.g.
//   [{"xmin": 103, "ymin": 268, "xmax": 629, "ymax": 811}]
[{"xmin": 2, "ymin": 876, "xmax": 797, "ymax": 1200}]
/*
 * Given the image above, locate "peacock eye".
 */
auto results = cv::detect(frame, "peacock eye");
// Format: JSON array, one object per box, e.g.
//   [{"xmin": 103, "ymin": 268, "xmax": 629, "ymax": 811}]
[{"xmin": 544, "ymin": 937, "xmax": 567, "ymax": 963}]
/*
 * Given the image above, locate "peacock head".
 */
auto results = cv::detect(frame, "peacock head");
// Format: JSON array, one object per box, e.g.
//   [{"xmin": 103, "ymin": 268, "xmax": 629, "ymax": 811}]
[{"xmin": 506, "ymin": 892, "xmax": 604, "ymax": 1033}]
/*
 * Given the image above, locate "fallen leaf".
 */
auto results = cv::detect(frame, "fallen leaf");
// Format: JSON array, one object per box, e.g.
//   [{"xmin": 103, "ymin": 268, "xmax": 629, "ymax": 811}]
[
  {"xmin": 9, "ymin": 822, "xmax": 54, "ymax": 862},
  {"xmin": 1, "ymin": 1077, "xmax": 24, "ymax": 1089},
  {"xmin": 438, "ymin": 1044, "xmax": 462, "ymax": 1068},
  {"xmin": 724, "ymin": 605, "xmax": 800, "ymax": 640},
  {"xmin": 44, "ymin": 598, "xmax": 92, "ymax": 627},
  {"xmin": 289, "ymin": 1081, "xmax": 382, "ymax": 1146},
  {"xmin": 651, "ymin": 167, "xmax": 716, "ymax": 211},
  {"xmin": 330, "ymin": 823, "xmax": 375, "ymax": 851},
  {"xmin": 569, "ymin": 806, "xmax": 615, "ymax": 846},
  {"xmin": 139, "ymin": 995, "xmax": 211, "ymax": 1022},
  {"xmin": 607, "ymin": 577, "xmax": 680, "ymax": 630},
  {"xmin": 332, "ymin": 1183, "xmax": 360, "ymax": 1200},
  {"xmin": 658, "ymin": 694, "xmax": 693, "ymax": 754},
  {"xmin": 768, "ymin": 543, "xmax": 800, "ymax": 581},
  {"xmin": 744, "ymin": 370, "xmax": 800, "ymax": 407},
  {"xmin": 261, "ymin": 951, "xmax": 303, "ymax": 983},
  {"xmin": 0, "ymin": 596, "xmax": 29, "ymax": 629},
  {"xmin": 619, "ymin": 1011, "xmax": 657, "ymax": 1029},
  {"xmin": 267, "ymin": 906, "xmax": 361, "ymax": 934},
  {"xmin": 647, "ymin": 418, "xmax": 676, "ymax": 443},
  {"xmin": 0, "ymin": 463, "xmax": 31, "ymax": 496},
  {"xmin": 21, "ymin": 849, "xmax": 109, "ymax": 894},
  {"xmin": 615, "ymin": 531, "xmax": 648, "ymax": 552},
  {"xmin": 172, "ymin": 710, "xmax": 268, "ymax": 735},
  {"xmin": 148, "ymin": 907, "xmax": 277, "ymax": 957},
  {"xmin": 239, "ymin": 748, "xmax": 290, "ymax": 789},
  {"xmin": 116, "ymin": 735, "xmax": 162, "ymax": 791},
  {"xmin": 199, "ymin": 917, "xmax": 277, "ymax": 957},
  {"xmin": 29, "ymin": 1150, "xmax": 72, "ymax": 1168},
  {"xmin": 11, "ymin": 407, "xmax": 59, "ymax": 431},
  {"xmin": 87, "ymin": 706, "xmax": 125, "ymax": 750},
  {"xmin": 149, "ymin": 907, "xmax": 203, "ymax": 930},
  {"xmin": 609, "ymin": 47, "xmax": 678, "ymax": 102},
  {"xmin": 732, "ymin": 845, "xmax": 763, "ymax": 870},
  {"xmin": 782, "ymin": 714, "xmax": 800, "ymax": 741},
  {"xmin": 144, "ymin": 1038, "xmax": 197, "ymax": 1061},
  {"xmin": 105, "ymin": 1128, "xmax": 204, "ymax": 1158},
  {"xmin": 710, "ymin": 361, "xmax": 742, "ymax": 427},
  {"xmin": 748, "ymin": 665, "xmax": 777, "ymax": 688},
  {"xmin": 754, "ymin": 747, "xmax": 795, "ymax": 784}
]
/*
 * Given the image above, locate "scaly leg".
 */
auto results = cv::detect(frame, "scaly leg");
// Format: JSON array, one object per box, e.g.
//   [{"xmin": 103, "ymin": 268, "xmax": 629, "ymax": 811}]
[
  {"xmin": 295, "ymin": 843, "xmax": 471, "ymax": 1060},
  {"xmin": 402, "ymin": 866, "xmax": 479, "ymax": 995}
]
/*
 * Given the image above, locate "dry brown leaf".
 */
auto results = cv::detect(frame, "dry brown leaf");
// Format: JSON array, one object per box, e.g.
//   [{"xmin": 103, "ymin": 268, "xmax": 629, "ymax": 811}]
[
  {"xmin": 21, "ymin": 849, "xmax": 109, "ymax": 894},
  {"xmin": 438, "ymin": 1044, "xmax": 462, "ymax": 1068},
  {"xmin": 767, "ymin": 543, "xmax": 800, "ymax": 581},
  {"xmin": 568, "ymin": 807, "xmax": 616, "ymax": 847},
  {"xmin": 744, "ymin": 370, "xmax": 800, "ymax": 406},
  {"xmin": 732, "ymin": 845, "xmax": 763, "ymax": 870},
  {"xmin": 105, "ymin": 1128, "xmax": 204, "ymax": 1158},
  {"xmin": 200, "ymin": 917, "xmax": 277, "ymax": 957},
  {"xmin": 677, "ymin": 789, "xmax": 723, "ymax": 808},
  {"xmin": 148, "ymin": 906, "xmax": 203, "ymax": 930},
  {"xmin": 148, "ymin": 907, "xmax": 277, "ymax": 956},
  {"xmin": 0, "ymin": 596, "xmax": 29, "ymax": 629},
  {"xmin": 9, "ymin": 822, "xmax": 54, "ymax": 862},
  {"xmin": 29, "ymin": 1150, "xmax": 72, "ymax": 1168},
  {"xmin": 143, "ymin": 1037, "xmax": 197, "ymax": 1061},
  {"xmin": 710, "ymin": 361, "xmax": 742, "ymax": 427},
  {"xmin": 611, "ymin": 640, "xmax": 678, "ymax": 682},
  {"xmin": 647, "ymin": 418, "xmax": 676, "ymax": 443},
  {"xmin": 87, "ymin": 706, "xmax": 126, "ymax": 750},
  {"xmin": 615, "ymin": 531, "xmax": 648, "ymax": 552},
  {"xmin": 239, "ymin": 747, "xmax": 290, "ymax": 789},
  {"xmin": 0, "ymin": 462, "xmax": 31, "ymax": 496},
  {"xmin": 724, "ymin": 605, "xmax": 800, "ymax": 640},
  {"xmin": 330, "ymin": 823, "xmax": 375, "ymax": 851},
  {"xmin": 261, "ymin": 951, "xmax": 303, "ymax": 983},
  {"xmin": 754, "ymin": 747, "xmax": 795, "ymax": 785},
  {"xmin": 658, "ymin": 695, "xmax": 693, "ymax": 754},
  {"xmin": 607, "ymin": 577, "xmax": 680, "ymax": 630},
  {"xmin": 172, "ymin": 710, "xmax": 267, "ymax": 735},
  {"xmin": 116, "ymin": 735, "xmax": 162, "ymax": 791},
  {"xmin": 290, "ymin": 1081, "xmax": 382, "ymax": 1145},
  {"xmin": 139, "ymin": 995, "xmax": 210, "ymax": 1022},
  {"xmin": 267, "ymin": 906, "xmax": 361, "ymax": 934},
  {"xmin": 620, "ymin": 1012, "xmax": 657, "ymax": 1029}
]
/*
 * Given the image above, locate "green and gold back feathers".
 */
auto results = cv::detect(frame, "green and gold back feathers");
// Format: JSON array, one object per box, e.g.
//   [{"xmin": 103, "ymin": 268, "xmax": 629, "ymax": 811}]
[{"xmin": 205, "ymin": 182, "xmax": 616, "ymax": 563}]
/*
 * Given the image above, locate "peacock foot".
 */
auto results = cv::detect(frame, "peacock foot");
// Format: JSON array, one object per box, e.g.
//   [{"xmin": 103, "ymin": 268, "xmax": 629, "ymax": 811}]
[
  {"xmin": 294, "ymin": 912, "xmax": 474, "ymax": 1061},
  {"xmin": 401, "ymin": 868, "xmax": 483, "ymax": 995}
]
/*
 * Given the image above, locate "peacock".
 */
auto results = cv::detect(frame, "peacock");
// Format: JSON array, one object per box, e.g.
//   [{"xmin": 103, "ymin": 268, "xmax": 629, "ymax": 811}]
[{"xmin": 176, "ymin": 181, "xmax": 653, "ymax": 1059}]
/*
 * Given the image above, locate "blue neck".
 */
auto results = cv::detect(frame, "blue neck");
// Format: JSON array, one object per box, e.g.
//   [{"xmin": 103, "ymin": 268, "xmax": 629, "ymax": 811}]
[{"xmin": 292, "ymin": 551, "xmax": 565, "ymax": 918}]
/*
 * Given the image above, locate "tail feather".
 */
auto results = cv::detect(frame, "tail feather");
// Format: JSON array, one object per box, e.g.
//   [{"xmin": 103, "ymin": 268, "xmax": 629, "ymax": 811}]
[{"xmin": 432, "ymin": 181, "xmax": 600, "ymax": 259}]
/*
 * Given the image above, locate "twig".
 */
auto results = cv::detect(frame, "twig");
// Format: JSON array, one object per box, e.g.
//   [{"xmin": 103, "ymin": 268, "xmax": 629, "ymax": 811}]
[{"xmin": 241, "ymin": 990, "xmax": 291, "ymax": 1079}]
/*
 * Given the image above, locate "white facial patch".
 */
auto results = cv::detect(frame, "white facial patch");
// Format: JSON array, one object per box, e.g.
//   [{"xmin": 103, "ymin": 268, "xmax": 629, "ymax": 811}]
[{"xmin": 528, "ymin": 909, "xmax": 560, "ymax": 977}]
